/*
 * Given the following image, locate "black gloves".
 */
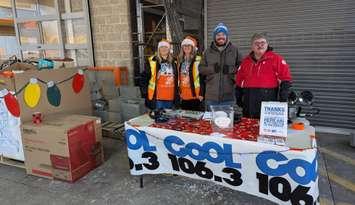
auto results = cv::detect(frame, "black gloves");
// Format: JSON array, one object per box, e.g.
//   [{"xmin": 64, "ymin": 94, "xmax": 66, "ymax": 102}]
[
  {"xmin": 235, "ymin": 86, "xmax": 243, "ymax": 107},
  {"xmin": 214, "ymin": 64, "xmax": 230, "ymax": 74},
  {"xmin": 279, "ymin": 81, "xmax": 292, "ymax": 102},
  {"xmin": 214, "ymin": 63, "xmax": 221, "ymax": 73}
]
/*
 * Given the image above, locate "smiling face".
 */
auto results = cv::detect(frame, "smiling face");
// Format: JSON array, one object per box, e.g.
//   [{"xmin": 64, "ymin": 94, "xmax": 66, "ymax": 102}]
[
  {"xmin": 215, "ymin": 32, "xmax": 227, "ymax": 46},
  {"xmin": 252, "ymin": 37, "xmax": 268, "ymax": 58},
  {"xmin": 182, "ymin": 45, "xmax": 193, "ymax": 55},
  {"xmin": 159, "ymin": 46, "xmax": 170, "ymax": 58}
]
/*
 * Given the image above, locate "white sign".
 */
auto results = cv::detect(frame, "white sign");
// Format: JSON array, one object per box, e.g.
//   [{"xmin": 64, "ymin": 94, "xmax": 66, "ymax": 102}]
[
  {"xmin": 125, "ymin": 123, "xmax": 319, "ymax": 205},
  {"xmin": 259, "ymin": 102, "xmax": 288, "ymax": 137},
  {"xmin": 0, "ymin": 96, "xmax": 24, "ymax": 161}
]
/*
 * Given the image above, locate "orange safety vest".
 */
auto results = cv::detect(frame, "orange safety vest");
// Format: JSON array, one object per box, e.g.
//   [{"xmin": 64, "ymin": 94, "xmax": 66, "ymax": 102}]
[
  {"xmin": 147, "ymin": 56, "xmax": 176, "ymax": 101},
  {"xmin": 179, "ymin": 56, "xmax": 201, "ymax": 100}
]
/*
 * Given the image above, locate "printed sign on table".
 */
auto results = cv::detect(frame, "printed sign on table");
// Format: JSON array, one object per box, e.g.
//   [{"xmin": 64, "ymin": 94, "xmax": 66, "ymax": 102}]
[
  {"xmin": 125, "ymin": 123, "xmax": 319, "ymax": 205},
  {"xmin": 259, "ymin": 102, "xmax": 288, "ymax": 137}
]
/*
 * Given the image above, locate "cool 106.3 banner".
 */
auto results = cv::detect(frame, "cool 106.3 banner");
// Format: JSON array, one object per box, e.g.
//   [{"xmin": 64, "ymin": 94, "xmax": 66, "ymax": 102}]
[{"xmin": 125, "ymin": 124, "xmax": 319, "ymax": 205}]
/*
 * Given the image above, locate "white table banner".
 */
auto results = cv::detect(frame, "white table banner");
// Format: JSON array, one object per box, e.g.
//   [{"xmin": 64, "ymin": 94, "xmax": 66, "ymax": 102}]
[{"xmin": 125, "ymin": 123, "xmax": 319, "ymax": 205}]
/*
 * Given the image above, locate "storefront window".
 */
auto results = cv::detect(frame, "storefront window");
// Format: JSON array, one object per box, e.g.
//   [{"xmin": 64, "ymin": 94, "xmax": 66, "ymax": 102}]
[
  {"xmin": 42, "ymin": 20, "xmax": 59, "ymax": 44},
  {"xmin": 0, "ymin": 0, "xmax": 19, "ymax": 60},
  {"xmin": 38, "ymin": 0, "xmax": 56, "ymax": 16},
  {"xmin": 62, "ymin": 18, "xmax": 87, "ymax": 44},
  {"xmin": 0, "ymin": 0, "xmax": 12, "ymax": 18},
  {"xmin": 22, "ymin": 50, "xmax": 40, "ymax": 59},
  {"xmin": 65, "ymin": 49, "xmax": 89, "ymax": 66},
  {"xmin": 15, "ymin": 0, "xmax": 37, "ymax": 18},
  {"xmin": 0, "ymin": 0, "xmax": 92, "ymax": 66},
  {"xmin": 18, "ymin": 21, "xmax": 41, "ymax": 44},
  {"xmin": 59, "ymin": 0, "xmax": 83, "ymax": 13}
]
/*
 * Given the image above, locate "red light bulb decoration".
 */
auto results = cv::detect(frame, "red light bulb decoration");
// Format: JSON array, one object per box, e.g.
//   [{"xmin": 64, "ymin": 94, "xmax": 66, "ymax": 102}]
[
  {"xmin": 0, "ymin": 89, "xmax": 20, "ymax": 117},
  {"xmin": 72, "ymin": 69, "xmax": 85, "ymax": 93}
]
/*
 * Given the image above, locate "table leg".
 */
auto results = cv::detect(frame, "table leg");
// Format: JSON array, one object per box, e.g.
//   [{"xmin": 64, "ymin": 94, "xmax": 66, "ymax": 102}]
[{"xmin": 140, "ymin": 175, "xmax": 144, "ymax": 188}]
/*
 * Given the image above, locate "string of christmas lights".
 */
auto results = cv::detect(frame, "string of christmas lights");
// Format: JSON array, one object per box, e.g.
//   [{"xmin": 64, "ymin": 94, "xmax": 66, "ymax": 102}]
[{"xmin": 0, "ymin": 69, "xmax": 87, "ymax": 117}]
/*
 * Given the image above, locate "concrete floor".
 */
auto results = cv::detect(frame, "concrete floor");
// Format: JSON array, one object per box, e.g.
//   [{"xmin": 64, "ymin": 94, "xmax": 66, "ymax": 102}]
[{"xmin": 0, "ymin": 132, "xmax": 354, "ymax": 205}]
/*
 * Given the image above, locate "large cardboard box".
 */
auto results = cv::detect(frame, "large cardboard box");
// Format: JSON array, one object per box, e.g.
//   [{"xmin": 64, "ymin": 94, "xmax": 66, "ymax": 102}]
[
  {"xmin": 0, "ymin": 68, "xmax": 92, "ymax": 122},
  {"xmin": 22, "ymin": 114, "xmax": 103, "ymax": 181}
]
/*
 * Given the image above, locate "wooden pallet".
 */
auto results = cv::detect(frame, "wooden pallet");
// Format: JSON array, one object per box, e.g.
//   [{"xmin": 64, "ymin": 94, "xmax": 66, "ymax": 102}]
[
  {"xmin": 102, "ymin": 121, "xmax": 125, "ymax": 140},
  {"xmin": 0, "ymin": 155, "xmax": 25, "ymax": 169}
]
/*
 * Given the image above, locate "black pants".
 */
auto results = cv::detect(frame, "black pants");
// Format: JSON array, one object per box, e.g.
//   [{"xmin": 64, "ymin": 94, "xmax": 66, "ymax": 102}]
[
  {"xmin": 180, "ymin": 99, "xmax": 203, "ymax": 111},
  {"xmin": 242, "ymin": 88, "xmax": 279, "ymax": 118}
]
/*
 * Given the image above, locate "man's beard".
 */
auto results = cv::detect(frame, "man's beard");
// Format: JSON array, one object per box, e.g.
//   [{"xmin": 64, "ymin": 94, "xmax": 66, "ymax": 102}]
[{"xmin": 215, "ymin": 38, "xmax": 226, "ymax": 46}]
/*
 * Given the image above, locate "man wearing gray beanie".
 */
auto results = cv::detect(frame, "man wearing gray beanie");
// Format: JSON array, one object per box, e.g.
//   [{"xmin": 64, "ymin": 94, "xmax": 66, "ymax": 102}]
[
  {"xmin": 235, "ymin": 33, "xmax": 292, "ymax": 118},
  {"xmin": 199, "ymin": 23, "xmax": 243, "ymax": 110}
]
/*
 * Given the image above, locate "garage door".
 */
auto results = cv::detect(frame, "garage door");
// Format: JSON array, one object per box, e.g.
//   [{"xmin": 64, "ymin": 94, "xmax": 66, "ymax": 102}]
[{"xmin": 206, "ymin": 0, "xmax": 355, "ymax": 129}]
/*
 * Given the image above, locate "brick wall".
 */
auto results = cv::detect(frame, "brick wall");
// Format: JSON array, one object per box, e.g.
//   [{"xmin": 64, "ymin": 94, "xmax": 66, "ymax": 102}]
[{"xmin": 89, "ymin": 0, "xmax": 134, "ymax": 84}]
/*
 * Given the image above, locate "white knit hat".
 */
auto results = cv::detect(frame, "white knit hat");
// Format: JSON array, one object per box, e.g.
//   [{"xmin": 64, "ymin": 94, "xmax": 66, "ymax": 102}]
[
  {"xmin": 181, "ymin": 38, "xmax": 195, "ymax": 47},
  {"xmin": 158, "ymin": 40, "xmax": 170, "ymax": 49}
]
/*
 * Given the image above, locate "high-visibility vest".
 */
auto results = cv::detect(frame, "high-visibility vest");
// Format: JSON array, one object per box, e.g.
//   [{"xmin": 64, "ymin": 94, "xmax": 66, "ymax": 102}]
[
  {"xmin": 147, "ymin": 56, "xmax": 157, "ymax": 100},
  {"xmin": 192, "ymin": 55, "xmax": 201, "ymax": 97},
  {"xmin": 179, "ymin": 55, "xmax": 201, "ymax": 99},
  {"xmin": 147, "ymin": 56, "xmax": 177, "ymax": 100}
]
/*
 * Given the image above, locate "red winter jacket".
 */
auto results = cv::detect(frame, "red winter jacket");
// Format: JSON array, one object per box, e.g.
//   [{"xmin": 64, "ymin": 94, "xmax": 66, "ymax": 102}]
[
  {"xmin": 235, "ymin": 50, "xmax": 292, "ymax": 118},
  {"xmin": 236, "ymin": 50, "xmax": 292, "ymax": 88}
]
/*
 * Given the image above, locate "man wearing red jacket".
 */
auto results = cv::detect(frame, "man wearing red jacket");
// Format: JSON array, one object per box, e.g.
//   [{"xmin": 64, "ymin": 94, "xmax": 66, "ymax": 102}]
[{"xmin": 235, "ymin": 33, "xmax": 292, "ymax": 118}]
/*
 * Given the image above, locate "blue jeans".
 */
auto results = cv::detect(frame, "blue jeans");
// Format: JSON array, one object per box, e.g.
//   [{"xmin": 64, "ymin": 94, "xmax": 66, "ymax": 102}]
[
  {"xmin": 156, "ymin": 100, "xmax": 173, "ymax": 109},
  {"xmin": 205, "ymin": 100, "xmax": 235, "ymax": 111}
]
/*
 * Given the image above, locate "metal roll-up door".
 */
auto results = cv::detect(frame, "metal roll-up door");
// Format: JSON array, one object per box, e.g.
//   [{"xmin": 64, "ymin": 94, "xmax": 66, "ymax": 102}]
[{"xmin": 206, "ymin": 0, "xmax": 355, "ymax": 129}]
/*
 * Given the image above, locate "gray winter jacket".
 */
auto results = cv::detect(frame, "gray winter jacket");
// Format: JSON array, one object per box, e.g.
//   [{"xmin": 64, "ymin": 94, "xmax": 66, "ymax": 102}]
[{"xmin": 199, "ymin": 41, "xmax": 242, "ymax": 102}]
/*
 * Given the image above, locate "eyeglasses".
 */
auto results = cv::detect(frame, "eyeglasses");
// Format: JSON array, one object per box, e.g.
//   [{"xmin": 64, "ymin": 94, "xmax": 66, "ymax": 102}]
[{"xmin": 253, "ymin": 41, "xmax": 267, "ymax": 46}]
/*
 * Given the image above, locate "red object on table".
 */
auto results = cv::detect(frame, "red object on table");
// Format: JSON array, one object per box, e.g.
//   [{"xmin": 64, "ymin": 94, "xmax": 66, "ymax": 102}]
[{"xmin": 150, "ymin": 117, "xmax": 260, "ymax": 142}]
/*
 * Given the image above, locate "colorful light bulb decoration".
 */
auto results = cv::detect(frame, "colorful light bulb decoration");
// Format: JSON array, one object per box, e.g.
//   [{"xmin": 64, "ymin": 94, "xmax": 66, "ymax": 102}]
[
  {"xmin": 47, "ymin": 81, "xmax": 61, "ymax": 107},
  {"xmin": 0, "ymin": 89, "xmax": 20, "ymax": 117},
  {"xmin": 72, "ymin": 69, "xmax": 85, "ymax": 94},
  {"xmin": 24, "ymin": 78, "xmax": 41, "ymax": 108}
]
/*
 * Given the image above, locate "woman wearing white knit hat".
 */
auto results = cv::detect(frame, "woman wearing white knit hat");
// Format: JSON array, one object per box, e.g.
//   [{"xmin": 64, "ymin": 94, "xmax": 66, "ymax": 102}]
[
  {"xmin": 177, "ymin": 36, "xmax": 203, "ymax": 111},
  {"xmin": 140, "ymin": 39, "xmax": 179, "ymax": 110}
]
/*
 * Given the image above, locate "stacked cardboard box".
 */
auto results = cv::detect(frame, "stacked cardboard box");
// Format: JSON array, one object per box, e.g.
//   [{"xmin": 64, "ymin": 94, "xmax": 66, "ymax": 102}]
[{"xmin": 21, "ymin": 114, "xmax": 104, "ymax": 182}]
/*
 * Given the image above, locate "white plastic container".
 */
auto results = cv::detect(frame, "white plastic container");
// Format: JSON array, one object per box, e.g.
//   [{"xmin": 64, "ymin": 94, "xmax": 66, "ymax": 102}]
[{"xmin": 210, "ymin": 105, "xmax": 234, "ymax": 132}]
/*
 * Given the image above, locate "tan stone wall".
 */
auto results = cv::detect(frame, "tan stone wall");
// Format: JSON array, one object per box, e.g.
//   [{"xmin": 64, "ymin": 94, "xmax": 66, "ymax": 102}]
[{"xmin": 89, "ymin": 0, "xmax": 134, "ymax": 84}]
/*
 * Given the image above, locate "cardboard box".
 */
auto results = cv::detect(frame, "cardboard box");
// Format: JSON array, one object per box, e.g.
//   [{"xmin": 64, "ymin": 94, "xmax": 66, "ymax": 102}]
[
  {"xmin": 22, "ymin": 114, "xmax": 103, "ymax": 181},
  {"xmin": 0, "ymin": 68, "xmax": 92, "ymax": 122},
  {"xmin": 4, "ymin": 62, "xmax": 37, "ymax": 71}
]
